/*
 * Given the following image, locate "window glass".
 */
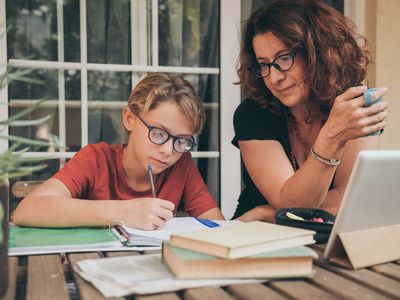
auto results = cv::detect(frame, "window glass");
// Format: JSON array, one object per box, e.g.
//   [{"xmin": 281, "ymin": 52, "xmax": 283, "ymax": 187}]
[
  {"xmin": 182, "ymin": 74, "xmax": 219, "ymax": 152},
  {"xmin": 158, "ymin": 0, "xmax": 219, "ymax": 67},
  {"xmin": 64, "ymin": 0, "xmax": 80, "ymax": 62},
  {"xmin": 8, "ymin": 68, "xmax": 59, "ymax": 150},
  {"xmin": 87, "ymin": 0, "xmax": 131, "ymax": 64},
  {"xmin": 88, "ymin": 71, "xmax": 131, "ymax": 144},
  {"xmin": 6, "ymin": 0, "xmax": 57, "ymax": 60},
  {"xmin": 65, "ymin": 70, "xmax": 81, "ymax": 151},
  {"xmin": 8, "ymin": 104, "xmax": 59, "ymax": 153}
]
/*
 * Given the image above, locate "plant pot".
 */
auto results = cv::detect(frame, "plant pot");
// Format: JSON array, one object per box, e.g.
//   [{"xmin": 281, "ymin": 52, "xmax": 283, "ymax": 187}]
[{"xmin": 0, "ymin": 179, "xmax": 9, "ymax": 297}]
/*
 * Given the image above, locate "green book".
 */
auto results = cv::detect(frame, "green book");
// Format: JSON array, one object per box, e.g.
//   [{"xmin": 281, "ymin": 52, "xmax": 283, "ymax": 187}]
[
  {"xmin": 9, "ymin": 225, "xmax": 122, "ymax": 256},
  {"xmin": 162, "ymin": 241, "xmax": 317, "ymax": 279}
]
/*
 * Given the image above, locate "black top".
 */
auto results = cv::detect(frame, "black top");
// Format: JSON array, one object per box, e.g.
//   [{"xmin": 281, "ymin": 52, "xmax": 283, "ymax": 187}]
[
  {"xmin": 232, "ymin": 99, "xmax": 334, "ymax": 219},
  {"xmin": 231, "ymin": 99, "xmax": 292, "ymax": 218}
]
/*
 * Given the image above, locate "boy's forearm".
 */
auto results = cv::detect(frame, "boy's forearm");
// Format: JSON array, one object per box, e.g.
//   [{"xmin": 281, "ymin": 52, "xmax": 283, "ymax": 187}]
[{"xmin": 12, "ymin": 196, "xmax": 115, "ymax": 227}]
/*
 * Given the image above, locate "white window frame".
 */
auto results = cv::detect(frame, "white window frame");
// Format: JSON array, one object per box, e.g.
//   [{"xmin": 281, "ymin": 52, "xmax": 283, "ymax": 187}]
[
  {"xmin": 220, "ymin": 0, "xmax": 241, "ymax": 218},
  {"xmin": 0, "ymin": 0, "xmax": 242, "ymax": 219},
  {"xmin": 0, "ymin": 0, "xmax": 8, "ymax": 154}
]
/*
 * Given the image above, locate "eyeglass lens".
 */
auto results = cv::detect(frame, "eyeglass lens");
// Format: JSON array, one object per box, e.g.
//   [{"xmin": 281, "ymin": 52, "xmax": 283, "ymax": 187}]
[
  {"xmin": 149, "ymin": 127, "xmax": 194, "ymax": 153},
  {"xmin": 253, "ymin": 52, "xmax": 296, "ymax": 78}
]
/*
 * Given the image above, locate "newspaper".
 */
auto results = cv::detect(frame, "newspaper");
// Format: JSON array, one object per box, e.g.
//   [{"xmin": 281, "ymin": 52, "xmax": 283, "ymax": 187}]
[{"xmin": 76, "ymin": 254, "xmax": 264, "ymax": 297}]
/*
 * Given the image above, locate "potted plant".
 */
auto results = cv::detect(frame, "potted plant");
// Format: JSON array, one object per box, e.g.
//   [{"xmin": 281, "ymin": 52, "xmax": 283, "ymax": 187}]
[{"xmin": 0, "ymin": 44, "xmax": 56, "ymax": 297}]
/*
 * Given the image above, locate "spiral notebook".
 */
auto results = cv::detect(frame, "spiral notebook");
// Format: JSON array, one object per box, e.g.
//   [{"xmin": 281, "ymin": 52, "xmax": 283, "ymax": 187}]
[{"xmin": 9, "ymin": 217, "xmax": 238, "ymax": 256}]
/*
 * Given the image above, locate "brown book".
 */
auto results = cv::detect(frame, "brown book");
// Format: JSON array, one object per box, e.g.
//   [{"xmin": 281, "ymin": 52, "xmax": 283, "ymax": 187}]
[
  {"xmin": 170, "ymin": 221, "xmax": 315, "ymax": 259},
  {"xmin": 162, "ymin": 242, "xmax": 317, "ymax": 279}
]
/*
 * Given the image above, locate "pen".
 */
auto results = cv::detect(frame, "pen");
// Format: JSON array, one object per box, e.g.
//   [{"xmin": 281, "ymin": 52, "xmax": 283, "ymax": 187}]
[
  {"xmin": 111, "ymin": 224, "xmax": 136, "ymax": 247},
  {"xmin": 147, "ymin": 164, "xmax": 156, "ymax": 198}
]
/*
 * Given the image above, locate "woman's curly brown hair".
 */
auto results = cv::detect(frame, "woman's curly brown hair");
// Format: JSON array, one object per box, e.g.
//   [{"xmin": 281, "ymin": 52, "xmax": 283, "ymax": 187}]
[{"xmin": 237, "ymin": 0, "xmax": 371, "ymax": 122}]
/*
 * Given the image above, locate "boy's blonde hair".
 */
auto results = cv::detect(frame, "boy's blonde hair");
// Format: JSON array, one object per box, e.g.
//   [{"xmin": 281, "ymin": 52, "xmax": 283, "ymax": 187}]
[{"xmin": 128, "ymin": 72, "xmax": 205, "ymax": 134}]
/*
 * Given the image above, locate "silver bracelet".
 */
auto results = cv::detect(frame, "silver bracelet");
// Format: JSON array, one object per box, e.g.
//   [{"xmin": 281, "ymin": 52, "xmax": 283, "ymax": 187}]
[{"xmin": 310, "ymin": 148, "xmax": 341, "ymax": 166}]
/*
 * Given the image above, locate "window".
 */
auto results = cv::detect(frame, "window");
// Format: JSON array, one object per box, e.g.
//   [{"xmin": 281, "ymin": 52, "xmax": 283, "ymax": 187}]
[{"xmin": 1, "ymin": 0, "xmax": 242, "ymax": 217}]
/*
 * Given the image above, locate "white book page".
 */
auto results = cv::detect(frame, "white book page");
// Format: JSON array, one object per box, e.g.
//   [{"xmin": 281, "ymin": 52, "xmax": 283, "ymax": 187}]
[{"xmin": 126, "ymin": 217, "xmax": 240, "ymax": 241}]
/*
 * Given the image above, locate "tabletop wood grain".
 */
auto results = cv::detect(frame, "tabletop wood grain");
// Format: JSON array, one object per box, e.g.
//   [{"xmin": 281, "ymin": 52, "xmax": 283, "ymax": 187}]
[{"xmin": 2, "ymin": 249, "xmax": 400, "ymax": 300}]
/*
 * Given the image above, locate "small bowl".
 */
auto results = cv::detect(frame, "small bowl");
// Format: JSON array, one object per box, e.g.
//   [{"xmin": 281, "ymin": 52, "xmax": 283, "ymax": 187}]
[{"xmin": 275, "ymin": 207, "xmax": 336, "ymax": 244}]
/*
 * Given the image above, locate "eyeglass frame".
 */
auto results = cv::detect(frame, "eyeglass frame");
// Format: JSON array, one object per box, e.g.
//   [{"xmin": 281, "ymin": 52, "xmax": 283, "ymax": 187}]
[
  {"xmin": 248, "ymin": 51, "xmax": 297, "ymax": 78},
  {"xmin": 134, "ymin": 112, "xmax": 196, "ymax": 153}
]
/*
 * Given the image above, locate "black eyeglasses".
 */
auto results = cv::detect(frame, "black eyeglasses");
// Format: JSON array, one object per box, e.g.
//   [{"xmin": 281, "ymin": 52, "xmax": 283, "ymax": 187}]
[
  {"xmin": 248, "ymin": 52, "xmax": 297, "ymax": 78},
  {"xmin": 135, "ymin": 113, "xmax": 196, "ymax": 153}
]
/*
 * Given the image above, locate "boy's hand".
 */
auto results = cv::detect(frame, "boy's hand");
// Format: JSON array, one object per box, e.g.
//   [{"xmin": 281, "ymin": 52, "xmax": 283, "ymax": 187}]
[{"xmin": 117, "ymin": 198, "xmax": 174, "ymax": 230}]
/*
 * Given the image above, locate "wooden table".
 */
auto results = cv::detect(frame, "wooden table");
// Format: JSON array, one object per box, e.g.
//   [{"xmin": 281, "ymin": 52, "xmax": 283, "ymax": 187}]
[{"xmin": 1, "ymin": 246, "xmax": 400, "ymax": 300}]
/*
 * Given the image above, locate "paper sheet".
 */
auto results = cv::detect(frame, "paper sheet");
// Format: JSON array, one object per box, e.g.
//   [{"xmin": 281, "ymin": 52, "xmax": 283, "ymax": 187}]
[
  {"xmin": 76, "ymin": 254, "xmax": 264, "ymax": 297},
  {"xmin": 126, "ymin": 217, "xmax": 239, "ymax": 241}
]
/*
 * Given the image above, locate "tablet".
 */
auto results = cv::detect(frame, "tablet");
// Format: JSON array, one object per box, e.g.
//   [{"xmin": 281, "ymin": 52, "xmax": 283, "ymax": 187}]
[{"xmin": 324, "ymin": 150, "xmax": 400, "ymax": 259}]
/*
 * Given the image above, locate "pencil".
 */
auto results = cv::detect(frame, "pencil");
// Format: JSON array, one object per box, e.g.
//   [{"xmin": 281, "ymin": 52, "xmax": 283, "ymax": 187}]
[{"xmin": 147, "ymin": 164, "xmax": 156, "ymax": 198}]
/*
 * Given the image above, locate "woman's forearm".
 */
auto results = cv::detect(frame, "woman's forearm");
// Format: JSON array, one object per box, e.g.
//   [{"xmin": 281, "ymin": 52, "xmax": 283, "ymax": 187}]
[
  {"xmin": 276, "ymin": 130, "xmax": 344, "ymax": 208},
  {"xmin": 317, "ymin": 188, "xmax": 343, "ymax": 216},
  {"xmin": 278, "ymin": 162, "xmax": 336, "ymax": 208}
]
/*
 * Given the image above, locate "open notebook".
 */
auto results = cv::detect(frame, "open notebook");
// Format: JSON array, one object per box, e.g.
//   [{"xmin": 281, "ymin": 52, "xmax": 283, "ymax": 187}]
[{"xmin": 9, "ymin": 217, "xmax": 239, "ymax": 256}]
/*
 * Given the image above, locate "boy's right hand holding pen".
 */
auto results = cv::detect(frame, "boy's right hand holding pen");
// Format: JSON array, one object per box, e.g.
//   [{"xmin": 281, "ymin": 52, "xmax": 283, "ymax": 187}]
[
  {"xmin": 111, "ymin": 165, "xmax": 174, "ymax": 230},
  {"xmin": 113, "ymin": 197, "xmax": 174, "ymax": 230},
  {"xmin": 105, "ymin": 164, "xmax": 174, "ymax": 230}
]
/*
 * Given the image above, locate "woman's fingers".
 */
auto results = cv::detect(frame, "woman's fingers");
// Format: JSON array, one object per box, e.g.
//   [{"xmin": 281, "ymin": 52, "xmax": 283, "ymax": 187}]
[
  {"xmin": 361, "ymin": 119, "xmax": 386, "ymax": 136},
  {"xmin": 359, "ymin": 105, "xmax": 389, "ymax": 124},
  {"xmin": 334, "ymin": 85, "xmax": 367, "ymax": 103},
  {"xmin": 335, "ymin": 86, "xmax": 387, "ymax": 107},
  {"xmin": 326, "ymin": 86, "xmax": 389, "ymax": 142}
]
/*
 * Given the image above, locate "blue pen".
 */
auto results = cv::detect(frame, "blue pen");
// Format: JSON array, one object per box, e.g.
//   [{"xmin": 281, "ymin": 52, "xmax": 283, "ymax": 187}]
[{"xmin": 195, "ymin": 218, "xmax": 220, "ymax": 228}]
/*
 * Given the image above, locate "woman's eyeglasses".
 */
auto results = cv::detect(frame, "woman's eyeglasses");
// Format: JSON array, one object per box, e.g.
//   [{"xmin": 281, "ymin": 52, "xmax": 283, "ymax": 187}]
[
  {"xmin": 248, "ymin": 52, "xmax": 297, "ymax": 78},
  {"xmin": 135, "ymin": 113, "xmax": 196, "ymax": 153}
]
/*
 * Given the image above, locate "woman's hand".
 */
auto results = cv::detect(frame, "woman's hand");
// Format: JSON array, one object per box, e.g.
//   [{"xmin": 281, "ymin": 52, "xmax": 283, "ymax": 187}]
[
  {"xmin": 236, "ymin": 205, "xmax": 276, "ymax": 223},
  {"xmin": 321, "ymin": 86, "xmax": 388, "ymax": 147},
  {"xmin": 112, "ymin": 198, "xmax": 174, "ymax": 230}
]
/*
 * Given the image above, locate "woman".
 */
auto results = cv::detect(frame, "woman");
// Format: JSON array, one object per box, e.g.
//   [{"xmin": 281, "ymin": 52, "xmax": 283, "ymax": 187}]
[
  {"xmin": 232, "ymin": 0, "xmax": 388, "ymax": 222},
  {"xmin": 13, "ymin": 73, "xmax": 224, "ymax": 229}
]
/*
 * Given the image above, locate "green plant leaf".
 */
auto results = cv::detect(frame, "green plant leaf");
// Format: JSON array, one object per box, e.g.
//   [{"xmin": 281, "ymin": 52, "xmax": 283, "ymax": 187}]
[
  {"xmin": 4, "ymin": 115, "xmax": 52, "ymax": 127},
  {"xmin": 0, "ymin": 134, "xmax": 56, "ymax": 147},
  {"xmin": 0, "ymin": 99, "xmax": 47, "ymax": 124},
  {"xmin": 0, "ymin": 164, "xmax": 47, "ymax": 180}
]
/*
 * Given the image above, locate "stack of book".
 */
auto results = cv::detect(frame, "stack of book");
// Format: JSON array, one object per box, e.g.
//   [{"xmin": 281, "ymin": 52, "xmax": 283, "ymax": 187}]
[{"xmin": 162, "ymin": 221, "xmax": 318, "ymax": 279}]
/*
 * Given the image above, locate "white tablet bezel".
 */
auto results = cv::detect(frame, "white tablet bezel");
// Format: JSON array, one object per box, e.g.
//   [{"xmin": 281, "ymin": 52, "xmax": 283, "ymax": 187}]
[{"xmin": 324, "ymin": 150, "xmax": 400, "ymax": 259}]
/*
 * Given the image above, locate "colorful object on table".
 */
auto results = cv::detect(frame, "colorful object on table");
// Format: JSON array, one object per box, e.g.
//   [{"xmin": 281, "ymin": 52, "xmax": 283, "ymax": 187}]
[
  {"xmin": 276, "ymin": 208, "xmax": 335, "ymax": 244},
  {"xmin": 194, "ymin": 218, "xmax": 221, "ymax": 228},
  {"xmin": 286, "ymin": 212, "xmax": 305, "ymax": 221},
  {"xmin": 287, "ymin": 212, "xmax": 330, "ymax": 223},
  {"xmin": 312, "ymin": 217, "xmax": 324, "ymax": 223}
]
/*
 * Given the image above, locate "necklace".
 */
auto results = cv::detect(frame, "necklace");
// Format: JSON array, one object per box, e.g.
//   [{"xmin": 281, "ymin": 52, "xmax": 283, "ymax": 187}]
[
  {"xmin": 287, "ymin": 121, "xmax": 299, "ymax": 172},
  {"xmin": 287, "ymin": 119, "xmax": 312, "ymax": 172},
  {"xmin": 287, "ymin": 115, "xmax": 326, "ymax": 172},
  {"xmin": 293, "ymin": 124, "xmax": 311, "ymax": 151}
]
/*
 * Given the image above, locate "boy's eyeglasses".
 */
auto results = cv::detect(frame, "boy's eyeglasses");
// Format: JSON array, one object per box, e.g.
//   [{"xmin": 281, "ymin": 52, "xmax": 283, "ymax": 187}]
[
  {"xmin": 248, "ymin": 51, "xmax": 297, "ymax": 78},
  {"xmin": 135, "ymin": 113, "xmax": 196, "ymax": 153}
]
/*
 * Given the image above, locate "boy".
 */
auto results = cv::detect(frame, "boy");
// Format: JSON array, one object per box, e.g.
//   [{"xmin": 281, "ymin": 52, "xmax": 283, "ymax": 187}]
[{"xmin": 13, "ymin": 73, "xmax": 224, "ymax": 229}]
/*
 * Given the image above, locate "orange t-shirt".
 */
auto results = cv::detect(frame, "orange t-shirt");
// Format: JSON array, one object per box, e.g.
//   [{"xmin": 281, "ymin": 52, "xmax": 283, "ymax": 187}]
[{"xmin": 53, "ymin": 142, "xmax": 217, "ymax": 217}]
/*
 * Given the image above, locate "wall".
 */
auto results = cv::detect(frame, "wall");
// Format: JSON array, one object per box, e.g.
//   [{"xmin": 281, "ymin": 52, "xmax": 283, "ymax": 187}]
[{"xmin": 365, "ymin": 0, "xmax": 400, "ymax": 149}]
